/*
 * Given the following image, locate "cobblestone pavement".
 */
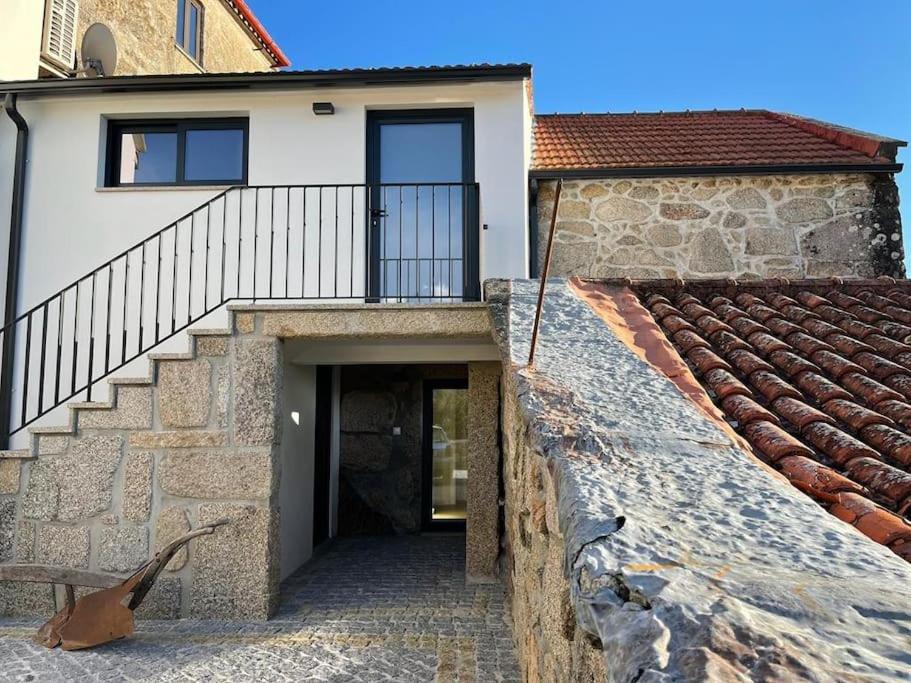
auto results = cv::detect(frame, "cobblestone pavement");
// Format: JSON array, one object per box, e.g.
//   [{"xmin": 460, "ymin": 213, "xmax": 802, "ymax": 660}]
[{"xmin": 0, "ymin": 535, "xmax": 520, "ymax": 682}]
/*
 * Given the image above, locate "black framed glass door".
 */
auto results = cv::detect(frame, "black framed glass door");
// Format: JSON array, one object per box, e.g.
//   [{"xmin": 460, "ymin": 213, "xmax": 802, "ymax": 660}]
[
  {"xmin": 366, "ymin": 109, "xmax": 476, "ymax": 302},
  {"xmin": 422, "ymin": 379, "xmax": 469, "ymax": 530}
]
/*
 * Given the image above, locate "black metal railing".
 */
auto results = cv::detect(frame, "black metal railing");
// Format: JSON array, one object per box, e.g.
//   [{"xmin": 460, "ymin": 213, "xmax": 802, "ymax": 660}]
[{"xmin": 0, "ymin": 182, "xmax": 481, "ymax": 441}]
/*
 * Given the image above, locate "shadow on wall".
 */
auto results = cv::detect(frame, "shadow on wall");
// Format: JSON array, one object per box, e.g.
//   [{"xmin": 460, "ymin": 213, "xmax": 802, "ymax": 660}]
[{"xmin": 337, "ymin": 364, "xmax": 467, "ymax": 535}]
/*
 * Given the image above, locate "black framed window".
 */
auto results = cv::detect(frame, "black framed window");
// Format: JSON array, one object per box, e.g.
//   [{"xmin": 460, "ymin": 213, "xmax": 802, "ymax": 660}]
[
  {"xmin": 106, "ymin": 119, "xmax": 249, "ymax": 187},
  {"xmin": 176, "ymin": 0, "xmax": 203, "ymax": 63}
]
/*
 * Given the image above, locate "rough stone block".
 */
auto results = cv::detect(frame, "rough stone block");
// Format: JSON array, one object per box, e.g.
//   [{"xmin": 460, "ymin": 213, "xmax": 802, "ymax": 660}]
[
  {"xmin": 159, "ymin": 451, "xmax": 272, "ymax": 500},
  {"xmin": 135, "ymin": 577, "xmax": 181, "ymax": 619},
  {"xmin": 593, "ymin": 196, "xmax": 652, "ymax": 223},
  {"xmin": 234, "ymin": 339, "xmax": 281, "ymax": 447},
  {"xmin": 156, "ymin": 506, "xmax": 191, "ymax": 571},
  {"xmin": 745, "ymin": 228, "xmax": 798, "ymax": 256},
  {"xmin": 22, "ymin": 434, "xmax": 123, "ymax": 523},
  {"xmin": 60, "ymin": 435, "xmax": 123, "ymax": 522},
  {"xmin": 191, "ymin": 503, "xmax": 278, "ymax": 619},
  {"xmin": 0, "ymin": 582, "xmax": 54, "ymax": 616},
  {"xmin": 0, "ymin": 459, "xmax": 20, "ymax": 494},
  {"xmin": 235, "ymin": 312, "xmax": 256, "ymax": 334},
  {"xmin": 79, "ymin": 386, "xmax": 152, "ymax": 430},
  {"xmin": 776, "ymin": 197, "xmax": 833, "ymax": 223},
  {"xmin": 21, "ymin": 459, "xmax": 59, "ymax": 521},
  {"xmin": 98, "ymin": 526, "xmax": 149, "ymax": 573},
  {"xmin": 0, "ymin": 500, "xmax": 15, "ymax": 561},
  {"xmin": 339, "ymin": 434, "xmax": 392, "ymax": 472},
  {"xmin": 159, "ymin": 360, "xmax": 212, "ymax": 428},
  {"xmin": 196, "ymin": 335, "xmax": 229, "ymax": 357},
  {"xmin": 122, "ymin": 451, "xmax": 153, "ymax": 523},
  {"xmin": 15, "ymin": 521, "xmax": 35, "ymax": 562},
  {"xmin": 340, "ymin": 390, "xmax": 396, "ymax": 432},
  {"xmin": 660, "ymin": 202, "xmax": 709, "ymax": 221},
  {"xmin": 726, "ymin": 187, "xmax": 767, "ymax": 210},
  {"xmin": 467, "ymin": 362, "xmax": 501, "ymax": 582},
  {"xmin": 688, "ymin": 227, "xmax": 734, "ymax": 273},
  {"xmin": 37, "ymin": 435, "xmax": 69, "ymax": 455},
  {"xmin": 36, "ymin": 525, "xmax": 90, "ymax": 568},
  {"xmin": 129, "ymin": 430, "xmax": 227, "ymax": 449},
  {"xmin": 216, "ymin": 365, "xmax": 230, "ymax": 428}
]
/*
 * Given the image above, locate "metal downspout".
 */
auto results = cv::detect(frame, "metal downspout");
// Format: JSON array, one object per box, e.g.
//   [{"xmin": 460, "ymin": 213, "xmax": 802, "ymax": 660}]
[{"xmin": 0, "ymin": 93, "xmax": 29, "ymax": 449}]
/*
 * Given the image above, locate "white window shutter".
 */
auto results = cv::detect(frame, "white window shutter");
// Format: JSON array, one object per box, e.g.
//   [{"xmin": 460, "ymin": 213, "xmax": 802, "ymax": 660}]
[{"xmin": 42, "ymin": 0, "xmax": 80, "ymax": 70}]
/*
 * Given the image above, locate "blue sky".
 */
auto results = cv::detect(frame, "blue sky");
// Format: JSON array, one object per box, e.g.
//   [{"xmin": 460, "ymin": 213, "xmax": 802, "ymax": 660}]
[{"xmin": 250, "ymin": 0, "xmax": 911, "ymax": 267}]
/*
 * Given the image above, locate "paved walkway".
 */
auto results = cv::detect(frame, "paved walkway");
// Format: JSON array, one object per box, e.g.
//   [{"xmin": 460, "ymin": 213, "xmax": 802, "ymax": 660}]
[{"xmin": 0, "ymin": 535, "xmax": 521, "ymax": 682}]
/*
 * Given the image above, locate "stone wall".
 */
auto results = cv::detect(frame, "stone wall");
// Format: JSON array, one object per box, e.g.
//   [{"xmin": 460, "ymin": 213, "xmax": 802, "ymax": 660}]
[
  {"xmin": 536, "ymin": 173, "xmax": 905, "ymax": 280},
  {"xmin": 499, "ymin": 367, "xmax": 607, "ymax": 681},
  {"xmin": 0, "ymin": 323, "xmax": 282, "ymax": 620},
  {"xmin": 1, "ymin": 303, "xmax": 499, "ymax": 620},
  {"xmin": 338, "ymin": 364, "xmax": 474, "ymax": 535},
  {"xmin": 76, "ymin": 0, "xmax": 274, "ymax": 76},
  {"xmin": 490, "ymin": 278, "xmax": 911, "ymax": 682}
]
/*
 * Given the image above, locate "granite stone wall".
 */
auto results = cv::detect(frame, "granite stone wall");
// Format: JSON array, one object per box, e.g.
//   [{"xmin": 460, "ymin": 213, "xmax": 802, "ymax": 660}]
[
  {"xmin": 1, "ymin": 303, "xmax": 500, "ymax": 620},
  {"xmin": 499, "ymin": 368, "xmax": 607, "ymax": 681},
  {"xmin": 76, "ymin": 0, "xmax": 274, "ymax": 76},
  {"xmin": 0, "ymin": 322, "xmax": 282, "ymax": 620},
  {"xmin": 536, "ymin": 173, "xmax": 905, "ymax": 280},
  {"xmin": 337, "ymin": 364, "xmax": 471, "ymax": 535}
]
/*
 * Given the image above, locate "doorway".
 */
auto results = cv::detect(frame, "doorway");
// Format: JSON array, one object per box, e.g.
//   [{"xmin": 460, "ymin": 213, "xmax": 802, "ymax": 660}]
[
  {"xmin": 365, "ymin": 109, "xmax": 476, "ymax": 301},
  {"xmin": 422, "ymin": 378, "xmax": 469, "ymax": 530}
]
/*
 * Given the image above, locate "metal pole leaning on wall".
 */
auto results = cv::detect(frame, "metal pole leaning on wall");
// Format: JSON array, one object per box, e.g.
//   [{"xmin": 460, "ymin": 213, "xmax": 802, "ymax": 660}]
[{"xmin": 527, "ymin": 178, "xmax": 562, "ymax": 368}]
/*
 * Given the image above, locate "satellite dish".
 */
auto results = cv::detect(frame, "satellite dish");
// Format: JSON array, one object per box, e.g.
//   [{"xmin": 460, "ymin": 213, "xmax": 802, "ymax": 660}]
[{"xmin": 81, "ymin": 23, "xmax": 117, "ymax": 77}]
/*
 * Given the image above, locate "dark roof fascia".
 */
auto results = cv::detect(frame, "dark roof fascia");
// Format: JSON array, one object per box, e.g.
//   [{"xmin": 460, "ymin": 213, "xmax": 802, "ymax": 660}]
[
  {"xmin": 529, "ymin": 162, "xmax": 903, "ymax": 180},
  {"xmin": 0, "ymin": 64, "xmax": 532, "ymax": 98}
]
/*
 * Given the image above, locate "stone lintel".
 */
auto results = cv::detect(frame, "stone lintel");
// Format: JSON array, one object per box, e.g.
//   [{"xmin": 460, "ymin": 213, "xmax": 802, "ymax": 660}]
[{"xmin": 248, "ymin": 305, "xmax": 493, "ymax": 341}]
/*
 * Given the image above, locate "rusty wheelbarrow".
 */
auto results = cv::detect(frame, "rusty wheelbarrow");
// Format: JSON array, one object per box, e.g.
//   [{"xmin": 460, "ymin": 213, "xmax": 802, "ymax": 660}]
[{"xmin": 0, "ymin": 519, "xmax": 228, "ymax": 650}]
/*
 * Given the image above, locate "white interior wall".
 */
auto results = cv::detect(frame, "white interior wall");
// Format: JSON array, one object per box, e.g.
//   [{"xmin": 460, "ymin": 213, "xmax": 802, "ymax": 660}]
[{"xmin": 279, "ymin": 360, "xmax": 317, "ymax": 580}]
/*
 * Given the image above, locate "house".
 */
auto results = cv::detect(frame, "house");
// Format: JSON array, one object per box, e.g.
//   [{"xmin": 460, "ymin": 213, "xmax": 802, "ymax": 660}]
[
  {"xmin": 0, "ymin": 59, "xmax": 909, "ymax": 681},
  {"xmin": 1, "ymin": 0, "xmax": 289, "ymax": 81}
]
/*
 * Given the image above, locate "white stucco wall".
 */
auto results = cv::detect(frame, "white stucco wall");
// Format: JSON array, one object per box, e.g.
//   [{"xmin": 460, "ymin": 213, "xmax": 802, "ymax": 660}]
[
  {"xmin": 279, "ymin": 360, "xmax": 317, "ymax": 580},
  {"xmin": 0, "ymin": 0, "xmax": 45, "ymax": 81},
  {"xmin": 0, "ymin": 79, "xmax": 528, "ymax": 443},
  {"xmin": 7, "ymin": 80, "xmax": 530, "ymax": 316}
]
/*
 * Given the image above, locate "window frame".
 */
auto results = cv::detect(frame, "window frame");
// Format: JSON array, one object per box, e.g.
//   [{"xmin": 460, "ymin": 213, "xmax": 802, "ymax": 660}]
[
  {"xmin": 175, "ymin": 0, "xmax": 204, "ymax": 65},
  {"xmin": 105, "ymin": 118, "xmax": 250, "ymax": 188}
]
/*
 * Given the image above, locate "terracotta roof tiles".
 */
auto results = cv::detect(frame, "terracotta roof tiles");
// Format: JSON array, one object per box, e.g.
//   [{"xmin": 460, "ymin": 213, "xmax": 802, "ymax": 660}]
[
  {"xmin": 533, "ymin": 110, "xmax": 905, "ymax": 172},
  {"xmin": 632, "ymin": 278, "xmax": 911, "ymax": 562}
]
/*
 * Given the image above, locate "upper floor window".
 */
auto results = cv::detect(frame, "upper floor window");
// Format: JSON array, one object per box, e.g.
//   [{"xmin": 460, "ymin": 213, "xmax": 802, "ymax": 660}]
[
  {"xmin": 176, "ymin": 0, "xmax": 203, "ymax": 63},
  {"xmin": 106, "ymin": 119, "xmax": 249, "ymax": 187}
]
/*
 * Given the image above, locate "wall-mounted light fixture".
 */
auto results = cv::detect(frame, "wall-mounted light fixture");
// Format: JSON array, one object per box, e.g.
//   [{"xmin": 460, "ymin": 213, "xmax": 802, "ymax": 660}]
[{"xmin": 312, "ymin": 102, "xmax": 335, "ymax": 115}]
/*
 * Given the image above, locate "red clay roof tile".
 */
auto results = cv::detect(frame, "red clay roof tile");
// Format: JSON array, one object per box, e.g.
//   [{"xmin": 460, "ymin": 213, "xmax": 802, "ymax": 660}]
[
  {"xmin": 630, "ymin": 278, "xmax": 911, "ymax": 562},
  {"xmin": 532, "ymin": 110, "xmax": 902, "ymax": 171}
]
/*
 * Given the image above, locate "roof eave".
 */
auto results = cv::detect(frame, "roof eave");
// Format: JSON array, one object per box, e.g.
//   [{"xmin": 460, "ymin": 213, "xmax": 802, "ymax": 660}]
[
  {"xmin": 0, "ymin": 64, "xmax": 532, "ymax": 98},
  {"xmin": 529, "ymin": 162, "xmax": 903, "ymax": 180}
]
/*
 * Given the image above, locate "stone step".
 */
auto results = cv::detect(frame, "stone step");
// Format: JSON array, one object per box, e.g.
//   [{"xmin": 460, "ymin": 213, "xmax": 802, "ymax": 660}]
[
  {"xmin": 29, "ymin": 423, "xmax": 75, "ymax": 436},
  {"xmin": 188, "ymin": 328, "xmax": 231, "ymax": 337},
  {"xmin": 68, "ymin": 401, "xmax": 114, "ymax": 412},
  {"xmin": 147, "ymin": 351, "xmax": 195, "ymax": 362},
  {"xmin": 0, "ymin": 449, "xmax": 30, "ymax": 459},
  {"xmin": 108, "ymin": 375, "xmax": 153, "ymax": 387}
]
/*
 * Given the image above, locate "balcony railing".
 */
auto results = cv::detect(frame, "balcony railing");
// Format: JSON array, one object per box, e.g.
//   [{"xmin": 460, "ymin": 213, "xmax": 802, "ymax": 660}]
[{"xmin": 0, "ymin": 183, "xmax": 481, "ymax": 440}]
